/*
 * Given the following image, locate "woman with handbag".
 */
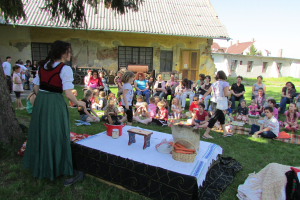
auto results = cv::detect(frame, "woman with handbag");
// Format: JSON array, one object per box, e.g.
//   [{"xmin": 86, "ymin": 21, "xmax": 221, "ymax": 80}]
[{"xmin": 201, "ymin": 71, "xmax": 232, "ymax": 139}]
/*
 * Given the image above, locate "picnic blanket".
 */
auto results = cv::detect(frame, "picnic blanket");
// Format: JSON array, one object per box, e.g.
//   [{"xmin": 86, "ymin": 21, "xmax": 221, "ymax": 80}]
[
  {"xmin": 274, "ymin": 133, "xmax": 300, "ymax": 145},
  {"xmin": 232, "ymin": 126, "xmax": 251, "ymax": 135}
]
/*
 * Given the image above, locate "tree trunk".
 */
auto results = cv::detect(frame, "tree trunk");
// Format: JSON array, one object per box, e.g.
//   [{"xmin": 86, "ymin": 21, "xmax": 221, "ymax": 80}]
[{"xmin": 0, "ymin": 59, "xmax": 24, "ymax": 146}]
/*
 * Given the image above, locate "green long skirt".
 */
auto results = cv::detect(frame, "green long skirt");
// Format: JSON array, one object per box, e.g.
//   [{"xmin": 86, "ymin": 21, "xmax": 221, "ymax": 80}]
[{"xmin": 22, "ymin": 91, "xmax": 73, "ymax": 180}]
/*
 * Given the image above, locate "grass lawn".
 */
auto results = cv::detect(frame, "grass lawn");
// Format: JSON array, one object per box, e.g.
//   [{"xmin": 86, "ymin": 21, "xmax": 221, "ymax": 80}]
[
  {"xmin": 1, "ymin": 84, "xmax": 300, "ymax": 200},
  {"xmin": 227, "ymin": 76, "xmax": 300, "ymax": 87}
]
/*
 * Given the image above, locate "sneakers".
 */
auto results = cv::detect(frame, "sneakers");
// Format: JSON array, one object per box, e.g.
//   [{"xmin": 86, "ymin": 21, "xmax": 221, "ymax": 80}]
[{"xmin": 64, "ymin": 170, "xmax": 85, "ymax": 186}]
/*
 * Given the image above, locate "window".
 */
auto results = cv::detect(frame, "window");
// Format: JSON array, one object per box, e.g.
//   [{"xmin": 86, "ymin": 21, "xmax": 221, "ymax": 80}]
[
  {"xmin": 230, "ymin": 60, "xmax": 238, "ymax": 71},
  {"xmin": 240, "ymin": 61, "xmax": 243, "ymax": 65},
  {"xmin": 277, "ymin": 63, "xmax": 282, "ymax": 76},
  {"xmin": 262, "ymin": 62, "xmax": 268, "ymax": 73},
  {"xmin": 31, "ymin": 43, "xmax": 52, "ymax": 62},
  {"xmin": 118, "ymin": 46, "xmax": 153, "ymax": 71},
  {"xmin": 160, "ymin": 51, "xmax": 173, "ymax": 72},
  {"xmin": 247, "ymin": 61, "xmax": 253, "ymax": 72}
]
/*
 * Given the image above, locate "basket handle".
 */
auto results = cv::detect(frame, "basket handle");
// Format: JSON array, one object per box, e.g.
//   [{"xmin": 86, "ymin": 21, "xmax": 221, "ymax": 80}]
[{"xmin": 172, "ymin": 138, "xmax": 197, "ymax": 151}]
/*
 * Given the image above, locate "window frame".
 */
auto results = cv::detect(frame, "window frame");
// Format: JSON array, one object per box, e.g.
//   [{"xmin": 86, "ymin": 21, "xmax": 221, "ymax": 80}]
[
  {"xmin": 31, "ymin": 42, "xmax": 52, "ymax": 63},
  {"xmin": 118, "ymin": 46, "xmax": 153, "ymax": 71},
  {"xmin": 160, "ymin": 50, "xmax": 173, "ymax": 72}
]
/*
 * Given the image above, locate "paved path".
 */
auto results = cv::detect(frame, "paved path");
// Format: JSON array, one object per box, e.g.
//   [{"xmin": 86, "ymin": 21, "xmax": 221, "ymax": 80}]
[{"xmin": 10, "ymin": 90, "xmax": 32, "ymax": 102}]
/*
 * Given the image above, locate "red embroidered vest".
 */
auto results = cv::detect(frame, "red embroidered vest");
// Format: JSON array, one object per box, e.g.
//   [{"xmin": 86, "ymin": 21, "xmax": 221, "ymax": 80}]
[{"xmin": 39, "ymin": 62, "xmax": 65, "ymax": 93}]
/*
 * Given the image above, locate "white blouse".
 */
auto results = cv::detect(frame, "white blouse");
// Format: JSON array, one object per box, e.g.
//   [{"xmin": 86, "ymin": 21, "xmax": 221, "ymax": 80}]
[{"xmin": 33, "ymin": 62, "xmax": 74, "ymax": 91}]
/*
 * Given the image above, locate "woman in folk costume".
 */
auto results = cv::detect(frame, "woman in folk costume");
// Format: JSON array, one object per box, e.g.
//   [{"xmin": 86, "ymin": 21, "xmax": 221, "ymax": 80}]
[{"xmin": 22, "ymin": 40, "xmax": 85, "ymax": 185}]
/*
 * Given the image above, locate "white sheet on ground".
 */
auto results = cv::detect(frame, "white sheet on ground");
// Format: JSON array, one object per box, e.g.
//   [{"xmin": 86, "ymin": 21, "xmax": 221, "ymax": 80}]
[{"xmin": 76, "ymin": 125, "xmax": 222, "ymax": 187}]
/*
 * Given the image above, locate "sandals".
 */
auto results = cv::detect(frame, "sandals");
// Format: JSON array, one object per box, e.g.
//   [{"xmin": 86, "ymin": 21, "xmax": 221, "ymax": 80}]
[{"xmin": 202, "ymin": 135, "xmax": 214, "ymax": 139}]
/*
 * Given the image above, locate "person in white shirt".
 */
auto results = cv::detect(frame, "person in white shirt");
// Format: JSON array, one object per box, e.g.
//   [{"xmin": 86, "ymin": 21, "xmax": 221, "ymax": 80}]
[
  {"xmin": 15, "ymin": 59, "xmax": 27, "ymax": 89},
  {"xmin": 2, "ymin": 56, "xmax": 12, "ymax": 93},
  {"xmin": 250, "ymin": 106, "xmax": 279, "ymax": 139}
]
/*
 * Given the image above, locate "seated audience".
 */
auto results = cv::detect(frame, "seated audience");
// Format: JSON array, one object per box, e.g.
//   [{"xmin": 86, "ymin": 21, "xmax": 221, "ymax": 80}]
[
  {"xmin": 236, "ymin": 100, "xmax": 248, "ymax": 122},
  {"xmin": 153, "ymin": 74, "xmax": 166, "ymax": 100},
  {"xmin": 283, "ymin": 103, "xmax": 299, "ymax": 133},
  {"xmin": 102, "ymin": 99, "xmax": 122, "ymax": 125},
  {"xmin": 189, "ymin": 96, "xmax": 200, "ymax": 117},
  {"xmin": 263, "ymin": 97, "xmax": 274, "ymax": 109},
  {"xmin": 175, "ymin": 81, "xmax": 184, "ymax": 101},
  {"xmin": 108, "ymin": 92, "xmax": 119, "ymax": 107},
  {"xmin": 192, "ymin": 103, "xmax": 208, "ymax": 128},
  {"xmin": 88, "ymin": 70, "xmax": 103, "ymax": 90},
  {"xmin": 230, "ymin": 76, "xmax": 245, "ymax": 112},
  {"xmin": 151, "ymin": 101, "xmax": 168, "ymax": 127},
  {"xmin": 26, "ymin": 91, "xmax": 36, "ymax": 114},
  {"xmin": 199, "ymin": 75, "xmax": 212, "ymax": 110},
  {"xmin": 248, "ymin": 99, "xmax": 259, "ymax": 117},
  {"xmin": 147, "ymin": 76, "xmax": 155, "ymax": 94},
  {"xmin": 133, "ymin": 97, "xmax": 157, "ymax": 124},
  {"xmin": 254, "ymin": 88, "xmax": 266, "ymax": 114},
  {"xmin": 78, "ymin": 90, "xmax": 100, "ymax": 122},
  {"xmin": 134, "ymin": 95, "xmax": 144, "ymax": 111},
  {"xmin": 181, "ymin": 78, "xmax": 195, "ymax": 108},
  {"xmin": 134, "ymin": 102, "xmax": 148, "ymax": 117},
  {"xmin": 250, "ymin": 107, "xmax": 279, "ymax": 139},
  {"xmin": 195, "ymin": 74, "xmax": 205, "ymax": 92},
  {"xmin": 295, "ymin": 93, "xmax": 300, "ymax": 111},
  {"xmin": 268, "ymin": 99, "xmax": 278, "ymax": 119},
  {"xmin": 279, "ymin": 82, "xmax": 296, "ymax": 114},
  {"xmin": 171, "ymin": 98, "xmax": 182, "ymax": 119},
  {"xmin": 99, "ymin": 71, "xmax": 111, "ymax": 95},
  {"xmin": 252, "ymin": 75, "xmax": 266, "ymax": 99},
  {"xmin": 223, "ymin": 110, "xmax": 233, "ymax": 133},
  {"xmin": 69, "ymin": 89, "xmax": 78, "ymax": 108},
  {"xmin": 166, "ymin": 73, "xmax": 176, "ymax": 98},
  {"xmin": 134, "ymin": 72, "xmax": 151, "ymax": 104}
]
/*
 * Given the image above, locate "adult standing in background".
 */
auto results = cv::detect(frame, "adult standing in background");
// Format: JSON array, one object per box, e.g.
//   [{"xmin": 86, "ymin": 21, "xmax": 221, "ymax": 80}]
[
  {"xmin": 99, "ymin": 71, "xmax": 111, "ymax": 95},
  {"xmin": 2, "ymin": 56, "xmax": 12, "ymax": 93},
  {"xmin": 230, "ymin": 76, "xmax": 245, "ymax": 113},
  {"xmin": 252, "ymin": 75, "xmax": 266, "ymax": 99},
  {"xmin": 30, "ymin": 60, "xmax": 38, "ymax": 78},
  {"xmin": 201, "ymin": 71, "xmax": 232, "ymax": 138},
  {"xmin": 134, "ymin": 72, "xmax": 151, "ymax": 104},
  {"xmin": 181, "ymin": 78, "xmax": 195, "ymax": 108},
  {"xmin": 22, "ymin": 40, "xmax": 86, "ymax": 185}
]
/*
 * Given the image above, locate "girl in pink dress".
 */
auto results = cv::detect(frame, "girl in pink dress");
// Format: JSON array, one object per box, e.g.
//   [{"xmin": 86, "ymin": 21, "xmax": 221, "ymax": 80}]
[
  {"xmin": 284, "ymin": 103, "xmax": 300, "ymax": 133},
  {"xmin": 248, "ymin": 100, "xmax": 259, "ymax": 117}
]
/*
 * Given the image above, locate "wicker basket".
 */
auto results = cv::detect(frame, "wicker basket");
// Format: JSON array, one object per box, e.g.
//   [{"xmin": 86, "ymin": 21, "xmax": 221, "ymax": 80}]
[
  {"xmin": 172, "ymin": 139, "xmax": 197, "ymax": 163},
  {"xmin": 171, "ymin": 123, "xmax": 200, "ymax": 150}
]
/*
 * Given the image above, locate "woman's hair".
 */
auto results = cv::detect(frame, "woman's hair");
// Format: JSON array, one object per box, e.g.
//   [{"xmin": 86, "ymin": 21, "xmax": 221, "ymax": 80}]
[
  {"xmin": 288, "ymin": 103, "xmax": 298, "ymax": 120},
  {"xmin": 205, "ymin": 75, "xmax": 211, "ymax": 81},
  {"xmin": 84, "ymin": 90, "xmax": 93, "ymax": 100},
  {"xmin": 91, "ymin": 70, "xmax": 98, "ymax": 77},
  {"xmin": 199, "ymin": 74, "xmax": 205, "ymax": 79},
  {"xmin": 172, "ymin": 98, "xmax": 181, "ymax": 110},
  {"xmin": 12, "ymin": 65, "xmax": 20, "ymax": 71},
  {"xmin": 215, "ymin": 71, "xmax": 227, "ymax": 80},
  {"xmin": 134, "ymin": 72, "xmax": 145, "ymax": 80},
  {"xmin": 99, "ymin": 91, "xmax": 105, "ymax": 97},
  {"xmin": 286, "ymin": 81, "xmax": 296, "ymax": 91},
  {"xmin": 93, "ymin": 89, "xmax": 99, "ymax": 96},
  {"xmin": 157, "ymin": 101, "xmax": 166, "ymax": 108},
  {"xmin": 258, "ymin": 88, "xmax": 265, "ymax": 96},
  {"xmin": 137, "ymin": 95, "xmax": 143, "ymax": 100},
  {"xmin": 182, "ymin": 78, "xmax": 189, "ymax": 86},
  {"xmin": 26, "ymin": 60, "xmax": 31, "ymax": 64},
  {"xmin": 121, "ymin": 71, "xmax": 135, "ymax": 83},
  {"xmin": 39, "ymin": 40, "xmax": 72, "ymax": 70}
]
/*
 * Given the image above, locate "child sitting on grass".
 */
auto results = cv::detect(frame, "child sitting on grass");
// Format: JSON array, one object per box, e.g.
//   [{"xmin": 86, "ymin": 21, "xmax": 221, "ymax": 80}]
[
  {"xmin": 91, "ymin": 89, "xmax": 100, "ymax": 110},
  {"xmin": 78, "ymin": 90, "xmax": 100, "ymax": 122},
  {"xmin": 223, "ymin": 110, "xmax": 233, "ymax": 133},
  {"xmin": 254, "ymin": 88, "xmax": 266, "ymax": 114},
  {"xmin": 102, "ymin": 99, "xmax": 122, "ymax": 125},
  {"xmin": 69, "ymin": 89, "xmax": 78, "ymax": 108},
  {"xmin": 134, "ymin": 102, "xmax": 148, "ymax": 117},
  {"xmin": 248, "ymin": 99, "xmax": 259, "ymax": 117},
  {"xmin": 133, "ymin": 98, "xmax": 156, "ymax": 125},
  {"xmin": 191, "ymin": 103, "xmax": 208, "ymax": 128},
  {"xmin": 236, "ymin": 100, "xmax": 249, "ymax": 122},
  {"xmin": 134, "ymin": 95, "xmax": 144, "ymax": 111},
  {"xmin": 99, "ymin": 91, "xmax": 107, "ymax": 111},
  {"xmin": 189, "ymin": 96, "xmax": 200, "ymax": 117},
  {"xmin": 108, "ymin": 92, "xmax": 119, "ymax": 107},
  {"xmin": 152, "ymin": 101, "xmax": 169, "ymax": 127},
  {"xmin": 250, "ymin": 107, "xmax": 279, "ymax": 139},
  {"xmin": 283, "ymin": 103, "xmax": 299, "ymax": 133},
  {"xmin": 227, "ymin": 101, "xmax": 233, "ymax": 118},
  {"xmin": 171, "ymin": 98, "xmax": 182, "ymax": 119},
  {"xmin": 268, "ymin": 99, "xmax": 278, "ymax": 119}
]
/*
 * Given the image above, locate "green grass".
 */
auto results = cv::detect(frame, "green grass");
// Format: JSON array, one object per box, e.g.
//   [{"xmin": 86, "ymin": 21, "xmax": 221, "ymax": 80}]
[{"xmin": 1, "ymin": 84, "xmax": 300, "ymax": 200}]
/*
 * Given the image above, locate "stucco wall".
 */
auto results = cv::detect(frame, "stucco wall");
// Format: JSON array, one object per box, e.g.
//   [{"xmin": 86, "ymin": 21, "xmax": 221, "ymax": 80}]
[
  {"xmin": 0, "ymin": 25, "xmax": 216, "ymax": 79},
  {"xmin": 212, "ymin": 53, "xmax": 300, "ymax": 78}
]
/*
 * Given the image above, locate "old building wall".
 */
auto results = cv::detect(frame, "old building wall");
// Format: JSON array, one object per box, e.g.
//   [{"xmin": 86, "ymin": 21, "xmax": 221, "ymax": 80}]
[{"xmin": 0, "ymin": 25, "xmax": 216, "ymax": 79}]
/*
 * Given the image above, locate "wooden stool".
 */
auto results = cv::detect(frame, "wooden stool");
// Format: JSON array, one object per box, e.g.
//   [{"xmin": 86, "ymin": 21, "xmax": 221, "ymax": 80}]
[{"xmin": 127, "ymin": 128, "xmax": 153, "ymax": 150}]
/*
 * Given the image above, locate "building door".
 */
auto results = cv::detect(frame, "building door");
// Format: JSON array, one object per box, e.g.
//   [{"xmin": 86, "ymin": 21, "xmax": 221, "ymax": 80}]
[
  {"xmin": 160, "ymin": 51, "xmax": 173, "ymax": 72},
  {"xmin": 181, "ymin": 50, "xmax": 199, "ymax": 81}
]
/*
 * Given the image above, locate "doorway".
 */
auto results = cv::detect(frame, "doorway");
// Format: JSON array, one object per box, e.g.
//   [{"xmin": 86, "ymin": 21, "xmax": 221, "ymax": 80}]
[{"xmin": 181, "ymin": 50, "xmax": 199, "ymax": 81}]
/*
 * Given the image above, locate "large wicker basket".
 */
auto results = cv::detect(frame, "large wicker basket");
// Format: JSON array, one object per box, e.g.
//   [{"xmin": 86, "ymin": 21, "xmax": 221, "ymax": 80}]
[
  {"xmin": 171, "ymin": 123, "xmax": 200, "ymax": 150},
  {"xmin": 172, "ymin": 139, "xmax": 197, "ymax": 163}
]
